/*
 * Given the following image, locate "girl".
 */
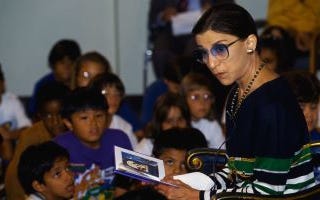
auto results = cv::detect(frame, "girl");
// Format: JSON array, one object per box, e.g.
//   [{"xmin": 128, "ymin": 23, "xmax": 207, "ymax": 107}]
[{"xmin": 180, "ymin": 73, "xmax": 225, "ymax": 149}]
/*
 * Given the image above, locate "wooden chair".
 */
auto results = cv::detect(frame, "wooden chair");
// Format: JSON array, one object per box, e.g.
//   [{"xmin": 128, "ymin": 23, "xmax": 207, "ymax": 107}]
[{"xmin": 186, "ymin": 141, "xmax": 320, "ymax": 199}]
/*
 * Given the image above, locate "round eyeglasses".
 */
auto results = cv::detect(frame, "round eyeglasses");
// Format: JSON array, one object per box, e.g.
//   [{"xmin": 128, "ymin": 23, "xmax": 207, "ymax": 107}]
[{"xmin": 193, "ymin": 38, "xmax": 241, "ymax": 65}]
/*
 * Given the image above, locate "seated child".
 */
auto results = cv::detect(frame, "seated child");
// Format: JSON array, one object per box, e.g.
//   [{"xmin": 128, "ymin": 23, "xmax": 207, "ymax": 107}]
[
  {"xmin": 18, "ymin": 141, "xmax": 74, "ymax": 200},
  {"xmin": 73, "ymin": 51, "xmax": 142, "ymax": 134},
  {"xmin": 283, "ymin": 71, "xmax": 320, "ymax": 140},
  {"xmin": 180, "ymin": 73, "xmax": 225, "ymax": 149},
  {"xmin": 89, "ymin": 72, "xmax": 138, "ymax": 148},
  {"xmin": 54, "ymin": 87, "xmax": 132, "ymax": 199},
  {"xmin": 0, "ymin": 64, "xmax": 31, "ymax": 142},
  {"xmin": 283, "ymin": 71, "xmax": 320, "ymax": 183},
  {"xmin": 114, "ymin": 127, "xmax": 207, "ymax": 199},
  {"xmin": 29, "ymin": 39, "xmax": 81, "ymax": 118},
  {"xmin": 5, "ymin": 82, "xmax": 70, "ymax": 200},
  {"xmin": 135, "ymin": 92, "xmax": 191, "ymax": 155}
]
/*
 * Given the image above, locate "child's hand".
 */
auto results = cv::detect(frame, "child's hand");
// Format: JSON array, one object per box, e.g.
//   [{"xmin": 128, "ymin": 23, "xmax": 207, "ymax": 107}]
[{"xmin": 155, "ymin": 176, "xmax": 200, "ymax": 200}]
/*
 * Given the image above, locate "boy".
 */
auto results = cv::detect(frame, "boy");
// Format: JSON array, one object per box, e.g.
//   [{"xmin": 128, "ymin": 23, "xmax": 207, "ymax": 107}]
[
  {"xmin": 89, "ymin": 72, "xmax": 138, "ymax": 148},
  {"xmin": 114, "ymin": 127, "xmax": 207, "ymax": 199},
  {"xmin": 54, "ymin": 87, "xmax": 132, "ymax": 199},
  {"xmin": 18, "ymin": 141, "xmax": 74, "ymax": 200},
  {"xmin": 5, "ymin": 82, "xmax": 69, "ymax": 200},
  {"xmin": 28, "ymin": 39, "xmax": 81, "ymax": 118}
]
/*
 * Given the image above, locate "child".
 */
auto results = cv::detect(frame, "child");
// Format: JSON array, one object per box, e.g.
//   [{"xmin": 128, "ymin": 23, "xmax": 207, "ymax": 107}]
[
  {"xmin": 180, "ymin": 73, "xmax": 225, "ymax": 149},
  {"xmin": 73, "ymin": 51, "xmax": 143, "ymax": 135},
  {"xmin": 29, "ymin": 39, "xmax": 81, "ymax": 118},
  {"xmin": 115, "ymin": 127, "xmax": 207, "ymax": 199},
  {"xmin": 283, "ymin": 71, "xmax": 320, "ymax": 140},
  {"xmin": 283, "ymin": 70, "xmax": 320, "ymax": 183},
  {"xmin": 18, "ymin": 141, "xmax": 74, "ymax": 200},
  {"xmin": 54, "ymin": 87, "xmax": 132, "ymax": 199},
  {"xmin": 89, "ymin": 72, "xmax": 138, "ymax": 148},
  {"xmin": 5, "ymin": 82, "xmax": 70, "ymax": 200},
  {"xmin": 73, "ymin": 51, "xmax": 111, "ymax": 88},
  {"xmin": 259, "ymin": 25, "xmax": 295, "ymax": 73},
  {"xmin": 135, "ymin": 92, "xmax": 191, "ymax": 155},
  {"xmin": 0, "ymin": 64, "xmax": 31, "ymax": 164}
]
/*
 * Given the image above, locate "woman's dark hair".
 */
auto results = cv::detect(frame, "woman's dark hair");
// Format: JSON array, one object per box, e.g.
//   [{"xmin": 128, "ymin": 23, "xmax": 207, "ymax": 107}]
[
  {"xmin": 192, "ymin": 4, "xmax": 258, "ymax": 41},
  {"xmin": 88, "ymin": 72, "xmax": 125, "ymax": 96},
  {"xmin": 283, "ymin": 70, "xmax": 320, "ymax": 104},
  {"xmin": 18, "ymin": 141, "xmax": 69, "ymax": 195},
  {"xmin": 145, "ymin": 92, "xmax": 191, "ymax": 138},
  {"xmin": 61, "ymin": 87, "xmax": 108, "ymax": 119},
  {"xmin": 48, "ymin": 39, "xmax": 81, "ymax": 69},
  {"xmin": 152, "ymin": 127, "xmax": 208, "ymax": 158}
]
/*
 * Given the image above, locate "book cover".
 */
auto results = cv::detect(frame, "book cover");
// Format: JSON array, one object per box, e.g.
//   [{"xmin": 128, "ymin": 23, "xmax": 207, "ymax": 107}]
[{"xmin": 114, "ymin": 146, "xmax": 177, "ymax": 187}]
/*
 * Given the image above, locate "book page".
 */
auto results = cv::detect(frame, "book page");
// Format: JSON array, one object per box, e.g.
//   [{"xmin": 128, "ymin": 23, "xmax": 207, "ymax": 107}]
[{"xmin": 114, "ymin": 146, "xmax": 177, "ymax": 186}]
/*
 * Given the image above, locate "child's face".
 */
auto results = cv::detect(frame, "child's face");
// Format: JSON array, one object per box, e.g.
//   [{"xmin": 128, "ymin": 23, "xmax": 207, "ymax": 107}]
[
  {"xmin": 299, "ymin": 102, "xmax": 319, "ymax": 132},
  {"xmin": 38, "ymin": 158, "xmax": 74, "ymax": 200},
  {"xmin": 102, "ymin": 85, "xmax": 122, "ymax": 115},
  {"xmin": 158, "ymin": 148, "xmax": 187, "ymax": 176},
  {"xmin": 161, "ymin": 106, "xmax": 188, "ymax": 130},
  {"xmin": 260, "ymin": 48, "xmax": 278, "ymax": 72},
  {"xmin": 41, "ymin": 100, "xmax": 66, "ymax": 137},
  {"xmin": 76, "ymin": 61, "xmax": 105, "ymax": 88},
  {"xmin": 186, "ymin": 88, "xmax": 213, "ymax": 121},
  {"xmin": 53, "ymin": 57, "xmax": 74, "ymax": 85},
  {"xmin": 65, "ymin": 109, "xmax": 107, "ymax": 148}
]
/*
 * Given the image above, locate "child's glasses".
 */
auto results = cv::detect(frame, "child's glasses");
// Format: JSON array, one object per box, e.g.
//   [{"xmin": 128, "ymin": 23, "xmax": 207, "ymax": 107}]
[
  {"xmin": 189, "ymin": 93, "xmax": 213, "ymax": 102},
  {"xmin": 193, "ymin": 38, "xmax": 241, "ymax": 65}
]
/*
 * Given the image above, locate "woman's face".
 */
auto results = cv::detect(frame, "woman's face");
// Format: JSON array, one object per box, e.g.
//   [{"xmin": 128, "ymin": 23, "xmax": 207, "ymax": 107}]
[
  {"xmin": 161, "ymin": 106, "xmax": 188, "ymax": 130},
  {"xmin": 195, "ymin": 30, "xmax": 249, "ymax": 86}
]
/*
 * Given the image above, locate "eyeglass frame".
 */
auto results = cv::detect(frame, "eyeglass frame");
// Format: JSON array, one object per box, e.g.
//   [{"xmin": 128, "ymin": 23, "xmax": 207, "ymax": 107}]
[{"xmin": 194, "ymin": 38, "xmax": 242, "ymax": 65}]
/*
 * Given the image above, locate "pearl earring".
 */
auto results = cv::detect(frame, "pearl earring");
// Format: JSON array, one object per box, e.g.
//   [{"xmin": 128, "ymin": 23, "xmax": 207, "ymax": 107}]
[{"xmin": 247, "ymin": 49, "xmax": 254, "ymax": 53}]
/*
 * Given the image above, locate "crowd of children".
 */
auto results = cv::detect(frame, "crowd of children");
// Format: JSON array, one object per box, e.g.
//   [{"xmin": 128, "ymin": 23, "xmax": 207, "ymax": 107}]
[{"xmin": 0, "ymin": 4, "xmax": 320, "ymax": 198}]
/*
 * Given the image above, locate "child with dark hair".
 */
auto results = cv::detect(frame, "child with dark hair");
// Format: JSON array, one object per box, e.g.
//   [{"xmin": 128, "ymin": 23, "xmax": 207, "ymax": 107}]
[
  {"xmin": 89, "ymin": 73, "xmax": 138, "ymax": 148},
  {"xmin": 259, "ymin": 25, "xmax": 296, "ymax": 73},
  {"xmin": 115, "ymin": 127, "xmax": 207, "ymax": 200},
  {"xmin": 54, "ymin": 87, "xmax": 132, "ymax": 199},
  {"xmin": 283, "ymin": 71, "xmax": 320, "ymax": 140},
  {"xmin": 152, "ymin": 127, "xmax": 207, "ymax": 176},
  {"xmin": 29, "ymin": 39, "xmax": 81, "ymax": 119},
  {"xmin": 73, "ymin": 51, "xmax": 143, "ymax": 135},
  {"xmin": 5, "ymin": 82, "xmax": 70, "ymax": 200},
  {"xmin": 18, "ymin": 141, "xmax": 74, "ymax": 200}
]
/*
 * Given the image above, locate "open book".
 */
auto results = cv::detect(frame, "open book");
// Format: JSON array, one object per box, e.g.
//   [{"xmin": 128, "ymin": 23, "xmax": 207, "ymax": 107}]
[{"xmin": 114, "ymin": 146, "xmax": 177, "ymax": 186}]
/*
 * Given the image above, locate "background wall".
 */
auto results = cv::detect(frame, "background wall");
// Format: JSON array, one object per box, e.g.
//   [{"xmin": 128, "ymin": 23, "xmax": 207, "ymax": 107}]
[{"xmin": 0, "ymin": 0, "xmax": 267, "ymax": 96}]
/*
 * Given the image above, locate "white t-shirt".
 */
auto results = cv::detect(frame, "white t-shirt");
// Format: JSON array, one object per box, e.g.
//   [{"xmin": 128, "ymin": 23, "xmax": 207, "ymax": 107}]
[
  {"xmin": 191, "ymin": 118, "xmax": 225, "ymax": 149},
  {"xmin": 109, "ymin": 114, "xmax": 138, "ymax": 148},
  {"xmin": 0, "ymin": 92, "xmax": 31, "ymax": 130},
  {"xmin": 134, "ymin": 138, "xmax": 153, "ymax": 156}
]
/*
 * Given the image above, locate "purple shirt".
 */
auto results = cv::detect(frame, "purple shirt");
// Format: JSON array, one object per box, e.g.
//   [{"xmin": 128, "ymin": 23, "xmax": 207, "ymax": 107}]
[{"xmin": 54, "ymin": 128, "xmax": 132, "ymax": 199}]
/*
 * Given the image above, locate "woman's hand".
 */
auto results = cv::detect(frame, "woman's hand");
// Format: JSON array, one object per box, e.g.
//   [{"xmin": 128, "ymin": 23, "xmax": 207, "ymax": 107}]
[{"xmin": 155, "ymin": 176, "xmax": 200, "ymax": 200}]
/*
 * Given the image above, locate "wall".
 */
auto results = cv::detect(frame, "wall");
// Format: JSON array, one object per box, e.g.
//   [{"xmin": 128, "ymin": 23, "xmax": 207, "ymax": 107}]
[{"xmin": 0, "ymin": 0, "xmax": 267, "ymax": 96}]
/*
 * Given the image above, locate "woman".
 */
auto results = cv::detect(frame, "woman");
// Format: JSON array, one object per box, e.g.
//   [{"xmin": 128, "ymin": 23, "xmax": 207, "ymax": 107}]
[{"xmin": 157, "ymin": 3, "xmax": 315, "ymax": 200}]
